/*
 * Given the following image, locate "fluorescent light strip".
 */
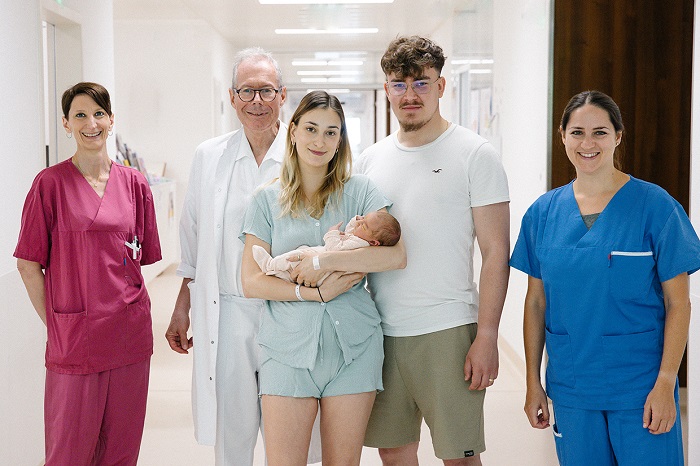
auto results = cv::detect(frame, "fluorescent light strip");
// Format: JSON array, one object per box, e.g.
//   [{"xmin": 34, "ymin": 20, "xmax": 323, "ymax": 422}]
[
  {"xmin": 301, "ymin": 78, "xmax": 329, "ymax": 83},
  {"xmin": 292, "ymin": 60, "xmax": 329, "ymax": 66},
  {"xmin": 292, "ymin": 60, "xmax": 365, "ymax": 67},
  {"xmin": 306, "ymin": 88, "xmax": 351, "ymax": 93},
  {"xmin": 297, "ymin": 70, "xmax": 360, "ymax": 76},
  {"xmin": 300, "ymin": 78, "xmax": 358, "ymax": 83},
  {"xmin": 262, "ymin": 0, "xmax": 391, "ymax": 4},
  {"xmin": 327, "ymin": 60, "xmax": 364, "ymax": 66},
  {"xmin": 276, "ymin": 28, "xmax": 378, "ymax": 35},
  {"xmin": 469, "ymin": 69, "xmax": 493, "ymax": 74},
  {"xmin": 451, "ymin": 59, "xmax": 495, "ymax": 65}
]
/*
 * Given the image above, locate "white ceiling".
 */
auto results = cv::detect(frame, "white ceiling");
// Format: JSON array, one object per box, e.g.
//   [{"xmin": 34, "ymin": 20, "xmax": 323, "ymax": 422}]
[{"xmin": 113, "ymin": 0, "xmax": 489, "ymax": 89}]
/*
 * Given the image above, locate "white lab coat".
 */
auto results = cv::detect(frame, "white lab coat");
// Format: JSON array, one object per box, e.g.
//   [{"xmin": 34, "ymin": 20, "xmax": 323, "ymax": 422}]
[{"xmin": 176, "ymin": 126, "xmax": 286, "ymax": 445}]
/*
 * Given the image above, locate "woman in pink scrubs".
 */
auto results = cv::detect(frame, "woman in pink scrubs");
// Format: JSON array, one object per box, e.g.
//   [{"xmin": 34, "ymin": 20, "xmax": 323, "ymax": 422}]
[{"xmin": 14, "ymin": 82, "xmax": 161, "ymax": 465}]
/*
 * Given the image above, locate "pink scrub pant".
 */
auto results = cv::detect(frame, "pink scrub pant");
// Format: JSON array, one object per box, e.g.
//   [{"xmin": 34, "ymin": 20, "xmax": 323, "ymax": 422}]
[{"xmin": 44, "ymin": 358, "xmax": 150, "ymax": 465}]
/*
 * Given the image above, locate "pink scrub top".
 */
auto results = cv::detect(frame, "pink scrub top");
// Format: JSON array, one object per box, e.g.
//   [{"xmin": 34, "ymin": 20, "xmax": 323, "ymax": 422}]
[{"xmin": 14, "ymin": 159, "xmax": 161, "ymax": 375}]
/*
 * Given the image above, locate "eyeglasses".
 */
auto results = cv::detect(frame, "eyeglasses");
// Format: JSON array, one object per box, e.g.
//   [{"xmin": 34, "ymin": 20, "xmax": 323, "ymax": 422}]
[
  {"xmin": 386, "ymin": 77, "xmax": 440, "ymax": 96},
  {"xmin": 233, "ymin": 88, "xmax": 281, "ymax": 102}
]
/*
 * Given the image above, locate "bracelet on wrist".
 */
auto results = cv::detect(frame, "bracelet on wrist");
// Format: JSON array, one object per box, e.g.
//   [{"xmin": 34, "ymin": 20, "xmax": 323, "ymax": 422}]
[
  {"xmin": 317, "ymin": 286, "xmax": 326, "ymax": 303},
  {"xmin": 295, "ymin": 283, "xmax": 306, "ymax": 302}
]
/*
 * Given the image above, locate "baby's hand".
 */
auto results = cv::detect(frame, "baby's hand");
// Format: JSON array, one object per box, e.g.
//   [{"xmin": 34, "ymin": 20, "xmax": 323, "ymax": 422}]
[{"xmin": 328, "ymin": 222, "xmax": 343, "ymax": 232}]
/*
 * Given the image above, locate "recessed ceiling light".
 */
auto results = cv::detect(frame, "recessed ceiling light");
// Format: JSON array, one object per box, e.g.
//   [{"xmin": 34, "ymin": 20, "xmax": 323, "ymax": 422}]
[{"xmin": 275, "ymin": 28, "xmax": 378, "ymax": 35}]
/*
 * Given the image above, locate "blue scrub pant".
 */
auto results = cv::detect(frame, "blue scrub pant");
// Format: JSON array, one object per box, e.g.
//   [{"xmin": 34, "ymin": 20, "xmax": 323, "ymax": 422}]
[{"xmin": 551, "ymin": 403, "xmax": 684, "ymax": 465}]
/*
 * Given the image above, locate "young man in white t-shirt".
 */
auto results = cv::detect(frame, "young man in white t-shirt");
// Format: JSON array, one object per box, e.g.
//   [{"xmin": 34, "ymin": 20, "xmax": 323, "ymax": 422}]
[{"xmin": 355, "ymin": 35, "xmax": 510, "ymax": 466}]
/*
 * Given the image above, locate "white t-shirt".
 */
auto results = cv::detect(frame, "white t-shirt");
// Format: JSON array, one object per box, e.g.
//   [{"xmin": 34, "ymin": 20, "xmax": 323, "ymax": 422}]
[{"xmin": 355, "ymin": 123, "xmax": 509, "ymax": 337}]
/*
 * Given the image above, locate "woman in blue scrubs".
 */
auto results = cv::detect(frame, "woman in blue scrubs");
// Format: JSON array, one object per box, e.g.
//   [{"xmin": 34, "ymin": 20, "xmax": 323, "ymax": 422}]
[{"xmin": 510, "ymin": 90, "xmax": 700, "ymax": 465}]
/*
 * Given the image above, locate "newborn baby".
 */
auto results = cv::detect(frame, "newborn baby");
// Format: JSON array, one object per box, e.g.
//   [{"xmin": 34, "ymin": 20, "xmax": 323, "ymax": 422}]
[{"xmin": 253, "ymin": 210, "xmax": 401, "ymax": 285}]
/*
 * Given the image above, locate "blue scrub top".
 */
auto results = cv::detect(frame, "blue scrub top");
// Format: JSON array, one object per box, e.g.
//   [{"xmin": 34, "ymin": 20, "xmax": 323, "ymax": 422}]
[
  {"xmin": 511, "ymin": 176, "xmax": 700, "ymax": 410},
  {"xmin": 240, "ymin": 174, "xmax": 390, "ymax": 370}
]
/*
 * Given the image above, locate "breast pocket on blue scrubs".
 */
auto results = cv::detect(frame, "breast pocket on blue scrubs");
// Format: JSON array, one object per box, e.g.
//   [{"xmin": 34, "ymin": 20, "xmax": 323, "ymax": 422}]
[{"xmin": 608, "ymin": 251, "xmax": 655, "ymax": 301}]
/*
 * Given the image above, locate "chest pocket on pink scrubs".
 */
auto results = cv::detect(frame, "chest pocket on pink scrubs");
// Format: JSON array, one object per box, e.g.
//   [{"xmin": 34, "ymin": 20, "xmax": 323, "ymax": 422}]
[
  {"xmin": 124, "ymin": 239, "xmax": 143, "ymax": 287},
  {"xmin": 608, "ymin": 251, "xmax": 655, "ymax": 302}
]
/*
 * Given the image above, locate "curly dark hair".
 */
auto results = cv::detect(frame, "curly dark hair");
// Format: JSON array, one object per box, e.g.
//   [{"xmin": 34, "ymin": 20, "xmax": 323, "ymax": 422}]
[{"xmin": 380, "ymin": 35, "xmax": 446, "ymax": 79}]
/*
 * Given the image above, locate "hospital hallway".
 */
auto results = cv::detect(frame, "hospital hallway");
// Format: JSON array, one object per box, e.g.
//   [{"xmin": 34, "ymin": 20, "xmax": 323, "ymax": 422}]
[{"xmin": 138, "ymin": 265, "xmax": 688, "ymax": 465}]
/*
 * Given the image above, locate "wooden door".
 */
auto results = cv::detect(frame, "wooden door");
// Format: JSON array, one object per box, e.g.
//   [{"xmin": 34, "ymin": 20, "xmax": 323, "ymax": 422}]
[{"xmin": 551, "ymin": 0, "xmax": 694, "ymax": 385}]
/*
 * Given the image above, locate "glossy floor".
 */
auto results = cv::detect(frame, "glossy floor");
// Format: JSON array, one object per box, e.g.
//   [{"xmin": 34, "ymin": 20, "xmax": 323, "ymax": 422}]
[{"xmin": 139, "ymin": 265, "xmax": 687, "ymax": 465}]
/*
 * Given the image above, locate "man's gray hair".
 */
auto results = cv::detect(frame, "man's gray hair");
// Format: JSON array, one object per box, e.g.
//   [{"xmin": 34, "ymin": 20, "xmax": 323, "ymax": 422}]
[{"xmin": 231, "ymin": 47, "xmax": 284, "ymax": 89}]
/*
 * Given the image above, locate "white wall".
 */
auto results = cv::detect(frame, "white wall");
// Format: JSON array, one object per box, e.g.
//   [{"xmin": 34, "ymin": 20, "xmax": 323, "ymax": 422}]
[
  {"xmin": 492, "ymin": 0, "xmax": 551, "ymax": 363},
  {"xmin": 51, "ymin": 19, "xmax": 83, "ymax": 162},
  {"xmin": 0, "ymin": 1, "xmax": 48, "ymax": 463},
  {"xmin": 688, "ymin": 2, "xmax": 700, "ymax": 463},
  {"xmin": 432, "ymin": 16, "xmax": 454, "ymax": 124},
  {"xmin": 114, "ymin": 19, "xmax": 237, "ymax": 220}
]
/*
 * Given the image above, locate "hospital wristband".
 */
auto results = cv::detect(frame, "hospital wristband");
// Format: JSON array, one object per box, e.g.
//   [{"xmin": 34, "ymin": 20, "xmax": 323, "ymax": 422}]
[
  {"xmin": 313, "ymin": 255, "xmax": 321, "ymax": 270},
  {"xmin": 295, "ymin": 283, "xmax": 306, "ymax": 302}
]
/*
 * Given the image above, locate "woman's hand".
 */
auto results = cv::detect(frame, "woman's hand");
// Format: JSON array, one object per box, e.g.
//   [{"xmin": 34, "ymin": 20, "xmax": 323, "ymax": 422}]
[
  {"xmin": 291, "ymin": 252, "xmax": 328, "ymax": 287},
  {"xmin": 641, "ymin": 272, "xmax": 690, "ymax": 434},
  {"xmin": 317, "ymin": 271, "xmax": 364, "ymax": 301},
  {"xmin": 524, "ymin": 383, "xmax": 550, "ymax": 429},
  {"xmin": 643, "ymin": 379, "xmax": 677, "ymax": 434}
]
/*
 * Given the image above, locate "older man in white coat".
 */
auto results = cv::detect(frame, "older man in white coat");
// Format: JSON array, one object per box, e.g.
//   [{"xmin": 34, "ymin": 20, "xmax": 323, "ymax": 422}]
[{"xmin": 165, "ymin": 48, "xmax": 320, "ymax": 465}]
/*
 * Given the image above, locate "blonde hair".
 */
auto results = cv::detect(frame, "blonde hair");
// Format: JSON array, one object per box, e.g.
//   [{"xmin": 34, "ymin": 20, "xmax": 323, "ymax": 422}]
[{"xmin": 279, "ymin": 90, "xmax": 352, "ymax": 218}]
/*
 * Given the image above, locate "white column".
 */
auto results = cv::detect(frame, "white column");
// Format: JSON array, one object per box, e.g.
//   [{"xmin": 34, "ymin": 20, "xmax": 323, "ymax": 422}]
[
  {"xmin": 78, "ymin": 0, "xmax": 116, "ymax": 157},
  {"xmin": 0, "ymin": 0, "xmax": 48, "ymax": 463},
  {"xmin": 493, "ymin": 0, "xmax": 551, "ymax": 362},
  {"xmin": 78, "ymin": 0, "xmax": 115, "ymax": 95},
  {"xmin": 688, "ymin": 2, "xmax": 700, "ymax": 463}
]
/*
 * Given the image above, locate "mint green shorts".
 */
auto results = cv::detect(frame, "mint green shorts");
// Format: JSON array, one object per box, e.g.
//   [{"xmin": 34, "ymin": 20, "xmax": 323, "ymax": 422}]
[{"xmin": 259, "ymin": 312, "xmax": 383, "ymax": 398}]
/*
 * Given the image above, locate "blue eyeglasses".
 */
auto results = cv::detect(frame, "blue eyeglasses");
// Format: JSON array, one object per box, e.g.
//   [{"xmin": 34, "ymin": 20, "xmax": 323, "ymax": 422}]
[{"xmin": 386, "ymin": 77, "xmax": 440, "ymax": 96}]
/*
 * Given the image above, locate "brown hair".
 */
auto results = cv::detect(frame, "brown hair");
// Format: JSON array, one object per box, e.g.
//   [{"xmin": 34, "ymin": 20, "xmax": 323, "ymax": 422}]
[
  {"xmin": 560, "ymin": 90, "xmax": 624, "ymax": 169},
  {"xmin": 61, "ymin": 82, "xmax": 112, "ymax": 117},
  {"xmin": 279, "ymin": 90, "xmax": 352, "ymax": 219},
  {"xmin": 371, "ymin": 211, "xmax": 401, "ymax": 246},
  {"xmin": 380, "ymin": 35, "xmax": 446, "ymax": 80}
]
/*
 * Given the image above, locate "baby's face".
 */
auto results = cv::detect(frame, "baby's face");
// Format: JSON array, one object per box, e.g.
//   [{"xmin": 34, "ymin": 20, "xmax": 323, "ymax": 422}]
[{"xmin": 352, "ymin": 213, "xmax": 381, "ymax": 243}]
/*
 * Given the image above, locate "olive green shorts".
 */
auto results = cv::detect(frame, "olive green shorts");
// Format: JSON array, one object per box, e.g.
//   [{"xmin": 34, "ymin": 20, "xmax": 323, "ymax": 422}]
[{"xmin": 364, "ymin": 323, "xmax": 486, "ymax": 460}]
